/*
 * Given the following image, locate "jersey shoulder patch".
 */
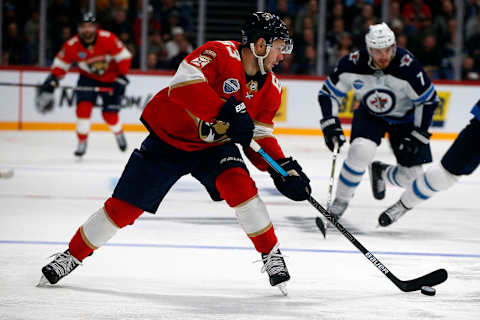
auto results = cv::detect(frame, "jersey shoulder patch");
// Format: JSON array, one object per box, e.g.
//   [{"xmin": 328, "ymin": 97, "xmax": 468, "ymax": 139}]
[{"xmin": 98, "ymin": 30, "xmax": 112, "ymax": 38}]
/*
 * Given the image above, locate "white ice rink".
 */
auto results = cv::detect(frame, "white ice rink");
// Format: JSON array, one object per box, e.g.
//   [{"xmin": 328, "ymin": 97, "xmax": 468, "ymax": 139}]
[{"xmin": 0, "ymin": 130, "xmax": 479, "ymax": 320}]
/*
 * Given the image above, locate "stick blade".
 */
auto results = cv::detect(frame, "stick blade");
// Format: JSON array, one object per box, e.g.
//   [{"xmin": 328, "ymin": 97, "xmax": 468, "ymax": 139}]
[
  {"xmin": 397, "ymin": 268, "xmax": 448, "ymax": 292},
  {"xmin": 315, "ymin": 217, "xmax": 327, "ymax": 238}
]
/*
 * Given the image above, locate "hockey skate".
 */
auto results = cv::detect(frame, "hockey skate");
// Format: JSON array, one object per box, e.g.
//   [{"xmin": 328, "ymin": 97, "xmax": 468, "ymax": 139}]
[
  {"xmin": 38, "ymin": 249, "xmax": 81, "ymax": 286},
  {"xmin": 369, "ymin": 161, "xmax": 389, "ymax": 200},
  {"xmin": 74, "ymin": 140, "xmax": 87, "ymax": 157},
  {"xmin": 378, "ymin": 200, "xmax": 410, "ymax": 227},
  {"xmin": 115, "ymin": 132, "xmax": 127, "ymax": 152},
  {"xmin": 328, "ymin": 198, "xmax": 349, "ymax": 219},
  {"xmin": 259, "ymin": 243, "xmax": 290, "ymax": 296}
]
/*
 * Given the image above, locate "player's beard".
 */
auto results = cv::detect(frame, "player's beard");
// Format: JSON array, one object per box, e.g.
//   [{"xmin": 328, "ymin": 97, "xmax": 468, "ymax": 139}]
[{"xmin": 80, "ymin": 32, "xmax": 96, "ymax": 44}]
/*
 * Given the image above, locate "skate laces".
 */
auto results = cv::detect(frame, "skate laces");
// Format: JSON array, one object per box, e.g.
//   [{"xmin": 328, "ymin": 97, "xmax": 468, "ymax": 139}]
[
  {"xmin": 255, "ymin": 243, "xmax": 288, "ymax": 275},
  {"xmin": 47, "ymin": 251, "xmax": 81, "ymax": 276}
]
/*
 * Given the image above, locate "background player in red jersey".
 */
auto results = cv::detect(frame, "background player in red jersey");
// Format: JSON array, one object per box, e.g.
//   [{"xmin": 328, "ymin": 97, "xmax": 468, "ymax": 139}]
[
  {"xmin": 36, "ymin": 13, "xmax": 132, "ymax": 157},
  {"xmin": 39, "ymin": 12, "xmax": 311, "ymax": 296}
]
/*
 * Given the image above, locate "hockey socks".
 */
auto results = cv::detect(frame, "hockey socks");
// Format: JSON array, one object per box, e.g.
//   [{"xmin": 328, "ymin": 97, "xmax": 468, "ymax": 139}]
[{"xmin": 69, "ymin": 197, "xmax": 143, "ymax": 261}]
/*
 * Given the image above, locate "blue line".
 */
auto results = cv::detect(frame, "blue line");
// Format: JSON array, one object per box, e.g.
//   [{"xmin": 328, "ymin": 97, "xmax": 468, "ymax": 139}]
[{"xmin": 2, "ymin": 240, "xmax": 479, "ymax": 259}]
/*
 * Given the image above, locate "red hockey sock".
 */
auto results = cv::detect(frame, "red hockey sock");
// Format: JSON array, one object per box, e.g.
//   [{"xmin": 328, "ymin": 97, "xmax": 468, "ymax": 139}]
[
  {"xmin": 76, "ymin": 101, "xmax": 93, "ymax": 141},
  {"xmin": 249, "ymin": 225, "xmax": 278, "ymax": 254},
  {"xmin": 102, "ymin": 111, "xmax": 122, "ymax": 134},
  {"xmin": 69, "ymin": 227, "xmax": 94, "ymax": 261}
]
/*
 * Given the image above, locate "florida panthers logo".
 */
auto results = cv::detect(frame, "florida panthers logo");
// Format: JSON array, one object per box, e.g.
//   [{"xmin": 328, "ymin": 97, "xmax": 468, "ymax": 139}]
[
  {"xmin": 198, "ymin": 120, "xmax": 231, "ymax": 143},
  {"xmin": 362, "ymin": 89, "xmax": 396, "ymax": 115}
]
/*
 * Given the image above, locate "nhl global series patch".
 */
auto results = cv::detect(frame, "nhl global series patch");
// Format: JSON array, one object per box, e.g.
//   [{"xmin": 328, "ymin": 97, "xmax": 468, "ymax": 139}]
[{"xmin": 223, "ymin": 78, "xmax": 240, "ymax": 94}]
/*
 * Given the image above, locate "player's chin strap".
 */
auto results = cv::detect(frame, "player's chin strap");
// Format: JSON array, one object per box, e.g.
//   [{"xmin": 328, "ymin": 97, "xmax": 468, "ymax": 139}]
[{"xmin": 250, "ymin": 43, "xmax": 271, "ymax": 75}]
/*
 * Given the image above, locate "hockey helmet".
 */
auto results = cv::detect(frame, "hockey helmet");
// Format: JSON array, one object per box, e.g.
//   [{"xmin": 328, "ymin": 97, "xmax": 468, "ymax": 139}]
[
  {"xmin": 78, "ymin": 12, "xmax": 97, "ymax": 25},
  {"xmin": 365, "ymin": 23, "xmax": 395, "ymax": 51},
  {"xmin": 241, "ymin": 12, "xmax": 293, "ymax": 54}
]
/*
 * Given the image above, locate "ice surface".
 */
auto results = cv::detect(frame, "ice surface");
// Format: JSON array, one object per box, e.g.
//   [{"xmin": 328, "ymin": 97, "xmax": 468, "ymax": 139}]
[{"xmin": 1, "ymin": 131, "xmax": 479, "ymax": 320}]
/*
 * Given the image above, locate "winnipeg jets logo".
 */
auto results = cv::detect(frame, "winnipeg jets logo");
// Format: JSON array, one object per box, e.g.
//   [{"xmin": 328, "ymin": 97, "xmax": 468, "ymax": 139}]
[
  {"xmin": 362, "ymin": 89, "xmax": 395, "ymax": 115},
  {"xmin": 349, "ymin": 51, "xmax": 360, "ymax": 64},
  {"xmin": 400, "ymin": 54, "xmax": 413, "ymax": 67}
]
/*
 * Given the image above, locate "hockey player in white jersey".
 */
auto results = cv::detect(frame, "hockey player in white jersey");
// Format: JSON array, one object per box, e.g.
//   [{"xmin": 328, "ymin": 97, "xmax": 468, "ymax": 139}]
[
  {"xmin": 318, "ymin": 22, "xmax": 439, "ymax": 219},
  {"xmin": 378, "ymin": 100, "xmax": 480, "ymax": 226}
]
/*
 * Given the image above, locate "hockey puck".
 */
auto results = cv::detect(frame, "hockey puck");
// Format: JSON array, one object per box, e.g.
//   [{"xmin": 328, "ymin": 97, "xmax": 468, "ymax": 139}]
[{"xmin": 420, "ymin": 286, "xmax": 436, "ymax": 296}]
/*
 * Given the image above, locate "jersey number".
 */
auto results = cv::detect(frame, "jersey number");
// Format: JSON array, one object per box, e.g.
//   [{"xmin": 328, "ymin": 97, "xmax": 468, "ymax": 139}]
[
  {"xmin": 416, "ymin": 72, "xmax": 425, "ymax": 86},
  {"xmin": 217, "ymin": 41, "xmax": 241, "ymax": 61}
]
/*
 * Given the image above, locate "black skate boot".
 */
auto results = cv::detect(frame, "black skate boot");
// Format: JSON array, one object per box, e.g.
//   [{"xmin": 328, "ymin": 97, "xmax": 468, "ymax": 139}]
[
  {"xmin": 38, "ymin": 249, "xmax": 81, "ymax": 286},
  {"xmin": 369, "ymin": 161, "xmax": 389, "ymax": 200},
  {"xmin": 328, "ymin": 197, "xmax": 349, "ymax": 219},
  {"xmin": 260, "ymin": 243, "xmax": 290, "ymax": 296},
  {"xmin": 378, "ymin": 200, "xmax": 410, "ymax": 227},
  {"xmin": 115, "ymin": 132, "xmax": 127, "ymax": 152},
  {"xmin": 74, "ymin": 140, "xmax": 87, "ymax": 157}
]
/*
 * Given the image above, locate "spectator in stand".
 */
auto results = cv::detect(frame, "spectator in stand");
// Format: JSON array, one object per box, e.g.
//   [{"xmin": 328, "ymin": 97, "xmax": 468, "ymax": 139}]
[
  {"xmin": 134, "ymin": 4, "xmax": 162, "ymax": 47},
  {"xmin": 327, "ymin": 2, "xmax": 344, "ymax": 30},
  {"xmin": 432, "ymin": 0, "xmax": 455, "ymax": 45},
  {"xmin": 466, "ymin": 19, "xmax": 480, "ymax": 60},
  {"xmin": 165, "ymin": 26, "xmax": 192, "ymax": 61},
  {"xmin": 415, "ymin": 34, "xmax": 441, "ymax": 79},
  {"xmin": 294, "ymin": 0, "xmax": 318, "ymax": 35},
  {"xmin": 402, "ymin": 0, "xmax": 432, "ymax": 32},
  {"xmin": 327, "ymin": 32, "xmax": 353, "ymax": 73},
  {"xmin": 108, "ymin": 8, "xmax": 134, "ymax": 44},
  {"xmin": 387, "ymin": 1, "xmax": 405, "ymax": 34},
  {"xmin": 326, "ymin": 18, "xmax": 346, "ymax": 50},
  {"xmin": 462, "ymin": 56, "xmax": 480, "ymax": 81},
  {"xmin": 159, "ymin": 0, "xmax": 193, "ymax": 37},
  {"xmin": 169, "ymin": 37, "xmax": 191, "ymax": 70},
  {"xmin": 271, "ymin": 0, "xmax": 292, "ymax": 18},
  {"xmin": 438, "ymin": 17, "xmax": 457, "ymax": 80},
  {"xmin": 408, "ymin": 14, "xmax": 434, "ymax": 57},
  {"xmin": 351, "ymin": 4, "xmax": 376, "ymax": 48},
  {"xmin": 344, "ymin": 0, "xmax": 373, "ymax": 30},
  {"xmin": 465, "ymin": 10, "xmax": 480, "ymax": 41},
  {"xmin": 24, "ymin": 11, "xmax": 40, "ymax": 63},
  {"xmin": 293, "ymin": 44, "xmax": 316, "ymax": 75},
  {"xmin": 4, "ymin": 22, "xmax": 32, "ymax": 65},
  {"xmin": 146, "ymin": 52, "xmax": 160, "ymax": 70}
]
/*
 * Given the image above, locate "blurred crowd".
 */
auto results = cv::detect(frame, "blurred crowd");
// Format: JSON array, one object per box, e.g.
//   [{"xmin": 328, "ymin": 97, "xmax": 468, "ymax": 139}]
[
  {"xmin": 269, "ymin": 0, "xmax": 480, "ymax": 80},
  {"xmin": 2, "ymin": 0, "xmax": 480, "ymax": 80},
  {"xmin": 1, "ymin": 0, "xmax": 195, "ymax": 71}
]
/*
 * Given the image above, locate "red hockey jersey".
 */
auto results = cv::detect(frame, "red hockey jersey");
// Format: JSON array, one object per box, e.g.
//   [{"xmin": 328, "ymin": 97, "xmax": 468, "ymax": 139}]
[
  {"xmin": 51, "ymin": 29, "xmax": 132, "ymax": 83},
  {"xmin": 141, "ymin": 40, "xmax": 285, "ymax": 170}
]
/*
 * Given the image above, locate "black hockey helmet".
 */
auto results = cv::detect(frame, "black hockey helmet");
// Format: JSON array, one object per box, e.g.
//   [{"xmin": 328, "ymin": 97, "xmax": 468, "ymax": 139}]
[
  {"xmin": 78, "ymin": 12, "xmax": 97, "ymax": 25},
  {"xmin": 241, "ymin": 12, "xmax": 293, "ymax": 54}
]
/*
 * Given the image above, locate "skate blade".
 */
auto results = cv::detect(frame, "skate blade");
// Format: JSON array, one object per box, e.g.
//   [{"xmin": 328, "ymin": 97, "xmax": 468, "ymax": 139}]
[
  {"xmin": 276, "ymin": 283, "xmax": 288, "ymax": 296},
  {"xmin": 36, "ymin": 275, "xmax": 50, "ymax": 287}
]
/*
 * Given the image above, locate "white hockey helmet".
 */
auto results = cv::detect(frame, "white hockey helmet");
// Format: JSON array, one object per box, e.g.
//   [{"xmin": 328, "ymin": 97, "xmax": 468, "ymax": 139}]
[{"xmin": 365, "ymin": 23, "xmax": 396, "ymax": 52}]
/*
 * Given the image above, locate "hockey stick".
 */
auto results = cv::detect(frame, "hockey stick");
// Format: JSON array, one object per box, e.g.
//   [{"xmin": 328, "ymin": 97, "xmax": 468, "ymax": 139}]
[
  {"xmin": 250, "ymin": 140, "xmax": 448, "ymax": 292},
  {"xmin": 315, "ymin": 140, "xmax": 340, "ymax": 236},
  {"xmin": 0, "ymin": 82, "xmax": 114, "ymax": 94}
]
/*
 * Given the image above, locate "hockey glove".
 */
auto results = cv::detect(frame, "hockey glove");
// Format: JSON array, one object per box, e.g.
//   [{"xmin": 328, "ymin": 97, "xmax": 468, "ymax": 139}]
[
  {"xmin": 113, "ymin": 75, "xmax": 129, "ymax": 96},
  {"xmin": 397, "ymin": 128, "xmax": 431, "ymax": 166},
  {"xmin": 216, "ymin": 97, "xmax": 254, "ymax": 149},
  {"xmin": 35, "ymin": 74, "xmax": 58, "ymax": 113},
  {"xmin": 268, "ymin": 157, "xmax": 312, "ymax": 201},
  {"xmin": 320, "ymin": 117, "xmax": 346, "ymax": 152}
]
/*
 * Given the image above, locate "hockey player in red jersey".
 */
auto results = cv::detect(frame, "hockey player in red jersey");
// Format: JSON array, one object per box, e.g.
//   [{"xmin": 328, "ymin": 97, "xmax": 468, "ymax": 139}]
[
  {"xmin": 39, "ymin": 12, "xmax": 311, "ymax": 296},
  {"xmin": 36, "ymin": 13, "xmax": 132, "ymax": 157}
]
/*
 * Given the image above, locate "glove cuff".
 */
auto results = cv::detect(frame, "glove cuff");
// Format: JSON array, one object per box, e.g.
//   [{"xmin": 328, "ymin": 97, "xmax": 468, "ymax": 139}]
[
  {"xmin": 411, "ymin": 129, "xmax": 431, "ymax": 144},
  {"xmin": 319, "ymin": 117, "xmax": 340, "ymax": 130}
]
